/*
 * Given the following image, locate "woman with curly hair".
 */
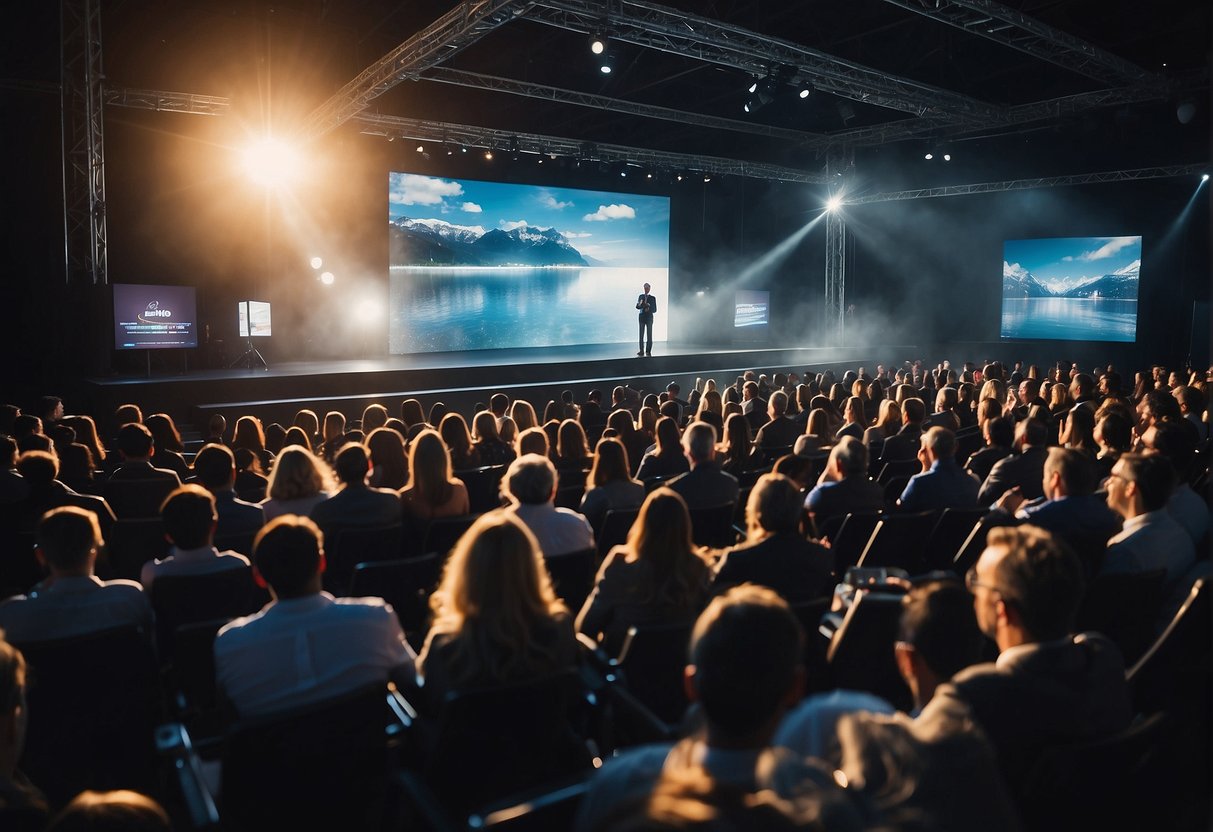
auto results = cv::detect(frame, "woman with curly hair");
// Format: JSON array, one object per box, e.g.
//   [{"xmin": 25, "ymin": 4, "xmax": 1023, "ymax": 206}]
[
  {"xmin": 417, "ymin": 513, "xmax": 575, "ymax": 703},
  {"xmin": 261, "ymin": 446, "xmax": 334, "ymax": 521}
]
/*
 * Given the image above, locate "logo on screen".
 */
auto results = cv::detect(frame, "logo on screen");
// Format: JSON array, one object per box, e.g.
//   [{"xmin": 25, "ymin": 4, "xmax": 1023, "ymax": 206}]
[{"xmin": 139, "ymin": 300, "xmax": 173, "ymax": 321}]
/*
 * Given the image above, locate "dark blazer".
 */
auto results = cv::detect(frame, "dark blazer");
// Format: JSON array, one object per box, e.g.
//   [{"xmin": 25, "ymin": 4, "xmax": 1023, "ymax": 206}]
[
  {"xmin": 666, "ymin": 462, "xmax": 740, "ymax": 510},
  {"xmin": 636, "ymin": 293, "xmax": 657, "ymax": 320},
  {"xmin": 898, "ymin": 459, "xmax": 980, "ymax": 513},
  {"xmin": 965, "ymin": 445, "xmax": 1014, "ymax": 485},
  {"xmin": 835, "ymin": 422, "xmax": 866, "ymax": 442},
  {"xmin": 576, "ymin": 552, "xmax": 707, "ymax": 654},
  {"xmin": 714, "ymin": 533, "xmax": 834, "ymax": 602},
  {"xmin": 879, "ymin": 424, "xmax": 923, "ymax": 464},
  {"xmin": 213, "ymin": 490, "xmax": 265, "ymax": 541},
  {"xmin": 108, "ymin": 460, "xmax": 181, "ymax": 486},
  {"xmin": 804, "ymin": 476, "xmax": 886, "ymax": 529},
  {"xmin": 755, "ymin": 416, "xmax": 800, "ymax": 449},
  {"xmin": 978, "ymin": 446, "xmax": 1049, "ymax": 505},
  {"xmin": 310, "ymin": 485, "xmax": 401, "ymax": 533}
]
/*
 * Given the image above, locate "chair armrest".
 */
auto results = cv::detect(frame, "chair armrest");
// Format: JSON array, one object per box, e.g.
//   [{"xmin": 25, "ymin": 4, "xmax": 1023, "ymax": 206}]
[{"xmin": 155, "ymin": 722, "xmax": 221, "ymax": 830}]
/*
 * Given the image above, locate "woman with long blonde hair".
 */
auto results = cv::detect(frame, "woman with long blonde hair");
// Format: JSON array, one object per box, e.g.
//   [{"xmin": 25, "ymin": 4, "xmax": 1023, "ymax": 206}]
[
  {"xmin": 575, "ymin": 487, "xmax": 711, "ymax": 652},
  {"xmin": 418, "ymin": 513, "xmax": 574, "ymax": 702},
  {"xmin": 400, "ymin": 429, "xmax": 469, "ymax": 521},
  {"xmin": 261, "ymin": 446, "xmax": 334, "ymax": 521}
]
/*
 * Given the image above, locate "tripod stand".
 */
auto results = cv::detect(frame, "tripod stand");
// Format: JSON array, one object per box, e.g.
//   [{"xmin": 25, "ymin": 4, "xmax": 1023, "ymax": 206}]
[{"xmin": 229, "ymin": 339, "xmax": 268, "ymax": 370}]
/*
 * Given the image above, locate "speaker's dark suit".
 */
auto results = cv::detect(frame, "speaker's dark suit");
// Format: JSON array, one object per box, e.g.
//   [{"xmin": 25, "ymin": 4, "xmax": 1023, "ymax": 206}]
[{"xmin": 636, "ymin": 293, "xmax": 657, "ymax": 355}]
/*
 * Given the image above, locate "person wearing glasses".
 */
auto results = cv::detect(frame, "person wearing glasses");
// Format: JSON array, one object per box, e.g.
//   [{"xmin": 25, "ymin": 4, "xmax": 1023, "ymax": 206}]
[{"xmin": 917, "ymin": 525, "xmax": 1131, "ymax": 797}]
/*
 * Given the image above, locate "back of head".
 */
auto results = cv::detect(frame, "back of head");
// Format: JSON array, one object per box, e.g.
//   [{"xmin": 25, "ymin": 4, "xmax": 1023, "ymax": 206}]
[
  {"xmin": 114, "ymin": 404, "xmax": 143, "ymax": 427},
  {"xmin": 899, "ymin": 579, "xmax": 984, "ymax": 681},
  {"xmin": 16, "ymin": 450, "xmax": 59, "ymax": 487},
  {"xmin": 985, "ymin": 416, "xmax": 1014, "ymax": 448},
  {"xmin": 473, "ymin": 410, "xmax": 500, "ymax": 442},
  {"xmin": 769, "ymin": 390, "xmax": 788, "ymax": 416},
  {"xmin": 922, "ymin": 426, "xmax": 956, "ymax": 460},
  {"xmin": 409, "ymin": 429, "xmax": 453, "ymax": 502},
  {"xmin": 37, "ymin": 505, "xmax": 101, "ymax": 572},
  {"xmin": 267, "ymin": 446, "xmax": 329, "ymax": 500},
  {"xmin": 683, "ymin": 421, "xmax": 717, "ymax": 464},
  {"xmin": 0, "ymin": 434, "xmax": 16, "ymax": 469},
  {"xmin": 193, "ymin": 443, "xmax": 236, "ymax": 490},
  {"xmin": 0, "ymin": 638, "xmax": 25, "ymax": 727},
  {"xmin": 490, "ymin": 393, "xmax": 510, "ymax": 416},
  {"xmin": 1146, "ymin": 420, "xmax": 1197, "ymax": 479},
  {"xmin": 591, "ymin": 437, "xmax": 630, "ymax": 486},
  {"xmin": 292, "ymin": 409, "xmax": 318, "ymax": 436},
  {"xmin": 745, "ymin": 473, "xmax": 802, "ymax": 536},
  {"xmin": 901, "ymin": 397, "xmax": 926, "ymax": 425},
  {"xmin": 47, "ymin": 790, "xmax": 171, "ymax": 832},
  {"xmin": 361, "ymin": 404, "xmax": 389, "ymax": 433},
  {"xmin": 985, "ymin": 525, "xmax": 1084, "ymax": 641},
  {"xmin": 253, "ymin": 515, "xmax": 324, "ymax": 597},
  {"xmin": 1045, "ymin": 447, "xmax": 1095, "ymax": 496},
  {"xmin": 334, "ymin": 442, "xmax": 371, "ymax": 486},
  {"xmin": 1018, "ymin": 417, "xmax": 1049, "ymax": 448},
  {"xmin": 655, "ymin": 416, "xmax": 681, "ymax": 453},
  {"xmin": 1118, "ymin": 452, "xmax": 1177, "ymax": 512},
  {"xmin": 517, "ymin": 427, "xmax": 549, "ymax": 457},
  {"xmin": 829, "ymin": 435, "xmax": 868, "ymax": 479},
  {"xmin": 160, "ymin": 484, "xmax": 217, "ymax": 549},
  {"xmin": 689, "ymin": 585, "xmax": 803, "ymax": 736},
  {"xmin": 400, "ymin": 398, "xmax": 425, "ymax": 426},
  {"xmin": 504, "ymin": 453, "xmax": 556, "ymax": 505},
  {"xmin": 117, "ymin": 422, "xmax": 154, "ymax": 459},
  {"xmin": 557, "ymin": 419, "xmax": 589, "ymax": 460}
]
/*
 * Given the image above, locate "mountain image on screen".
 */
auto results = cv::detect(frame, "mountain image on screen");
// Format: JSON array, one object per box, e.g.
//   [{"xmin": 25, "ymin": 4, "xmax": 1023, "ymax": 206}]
[
  {"xmin": 1002, "ymin": 259, "xmax": 1139, "ymax": 300},
  {"xmin": 390, "ymin": 217, "xmax": 595, "ymax": 267}
]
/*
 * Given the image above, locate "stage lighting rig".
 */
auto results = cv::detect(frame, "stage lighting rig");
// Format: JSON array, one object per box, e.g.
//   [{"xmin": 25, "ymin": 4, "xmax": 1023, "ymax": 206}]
[
  {"xmin": 744, "ymin": 74, "xmax": 777, "ymax": 114},
  {"xmin": 590, "ymin": 32, "xmax": 607, "ymax": 55},
  {"xmin": 825, "ymin": 194, "xmax": 843, "ymax": 212}
]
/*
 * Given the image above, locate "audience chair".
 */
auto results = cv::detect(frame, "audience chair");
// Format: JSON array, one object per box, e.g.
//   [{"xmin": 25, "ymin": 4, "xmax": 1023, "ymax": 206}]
[
  {"xmin": 324, "ymin": 523, "xmax": 405, "ymax": 595},
  {"xmin": 596, "ymin": 507, "xmax": 641, "ymax": 558},
  {"xmin": 349, "ymin": 554, "xmax": 444, "ymax": 645},
  {"xmin": 688, "ymin": 502, "xmax": 739, "ymax": 548},
  {"xmin": 952, "ymin": 518, "xmax": 991, "ymax": 575},
  {"xmin": 455, "ymin": 465, "xmax": 508, "ymax": 514},
  {"xmin": 544, "ymin": 548, "xmax": 596, "ymax": 613},
  {"xmin": 1128, "ymin": 576, "xmax": 1211, "ymax": 715},
  {"xmin": 554, "ymin": 484, "xmax": 585, "ymax": 510},
  {"xmin": 213, "ymin": 530, "xmax": 256, "ymax": 559},
  {"xmin": 102, "ymin": 517, "xmax": 170, "ymax": 581},
  {"xmin": 15, "ymin": 625, "xmax": 160, "ymax": 807},
  {"xmin": 151, "ymin": 567, "xmax": 266, "ymax": 662},
  {"xmin": 857, "ymin": 511, "xmax": 937, "ymax": 573},
  {"xmin": 467, "ymin": 772, "xmax": 594, "ymax": 831},
  {"xmin": 164, "ymin": 617, "xmax": 230, "ymax": 740},
  {"xmin": 825, "ymin": 589, "xmax": 912, "ymax": 712},
  {"xmin": 422, "ymin": 513, "xmax": 483, "ymax": 559},
  {"xmin": 0, "ymin": 528, "xmax": 40, "ymax": 598},
  {"xmin": 923, "ymin": 507, "xmax": 989, "ymax": 573},
  {"xmin": 611, "ymin": 622, "xmax": 694, "ymax": 726},
  {"xmin": 881, "ymin": 475, "xmax": 913, "ymax": 508},
  {"xmin": 876, "ymin": 459, "xmax": 920, "ymax": 486},
  {"xmin": 101, "ymin": 478, "xmax": 179, "ymax": 519},
  {"xmin": 954, "ymin": 427, "xmax": 983, "ymax": 463},
  {"xmin": 1076, "ymin": 569, "xmax": 1167, "ymax": 666},
  {"xmin": 788, "ymin": 598, "xmax": 832, "ymax": 694},
  {"xmin": 826, "ymin": 512, "xmax": 883, "ymax": 577}
]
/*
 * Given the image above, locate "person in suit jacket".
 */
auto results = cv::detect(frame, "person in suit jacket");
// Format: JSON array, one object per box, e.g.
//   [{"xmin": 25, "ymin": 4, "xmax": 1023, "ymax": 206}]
[
  {"xmin": 194, "ymin": 443, "xmax": 265, "ymax": 544},
  {"xmin": 309, "ymin": 443, "xmax": 402, "ymax": 538},
  {"xmin": 715, "ymin": 474, "xmax": 833, "ymax": 603},
  {"xmin": 105, "ymin": 423, "xmax": 182, "ymax": 518},
  {"xmin": 878, "ymin": 397, "xmax": 927, "ymax": 465},
  {"xmin": 897, "ymin": 428, "xmax": 980, "ymax": 513},
  {"xmin": 666, "ymin": 422, "xmax": 740, "ymax": 511},
  {"xmin": 977, "ymin": 418, "xmax": 1050, "ymax": 506},
  {"xmin": 803, "ymin": 436, "xmax": 885, "ymax": 533},
  {"xmin": 636, "ymin": 283, "xmax": 657, "ymax": 357},
  {"xmin": 753, "ymin": 391, "xmax": 800, "ymax": 452},
  {"xmin": 964, "ymin": 416, "xmax": 1015, "ymax": 485}
]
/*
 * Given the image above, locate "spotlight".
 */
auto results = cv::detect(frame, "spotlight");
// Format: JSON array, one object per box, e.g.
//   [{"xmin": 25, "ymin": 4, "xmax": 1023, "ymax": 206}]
[
  {"xmin": 599, "ymin": 53, "xmax": 614, "ymax": 74},
  {"xmin": 309, "ymin": 256, "xmax": 323, "ymax": 270},
  {"xmin": 943, "ymin": 153, "xmax": 951, "ymax": 162},
  {"xmin": 446, "ymin": 146, "xmax": 454, "ymax": 156},
  {"xmin": 925, "ymin": 152, "xmax": 933, "ymax": 160},
  {"xmin": 676, "ymin": 173, "xmax": 683, "ymax": 182},
  {"xmin": 484, "ymin": 149, "xmax": 493, "ymax": 160},
  {"xmin": 590, "ymin": 33, "xmax": 606, "ymax": 55},
  {"xmin": 460, "ymin": 145, "xmax": 468, "ymax": 153},
  {"xmin": 240, "ymin": 137, "xmax": 300, "ymax": 188},
  {"xmin": 320, "ymin": 271, "xmax": 335, "ymax": 286},
  {"xmin": 826, "ymin": 194, "xmax": 843, "ymax": 212},
  {"xmin": 744, "ymin": 75, "xmax": 777, "ymax": 114},
  {"xmin": 1204, "ymin": 174, "xmax": 1210, "ymax": 182},
  {"xmin": 416, "ymin": 144, "xmax": 424, "ymax": 153},
  {"xmin": 703, "ymin": 175, "xmax": 712, "ymax": 183},
  {"xmin": 798, "ymin": 86, "xmax": 812, "ymax": 99}
]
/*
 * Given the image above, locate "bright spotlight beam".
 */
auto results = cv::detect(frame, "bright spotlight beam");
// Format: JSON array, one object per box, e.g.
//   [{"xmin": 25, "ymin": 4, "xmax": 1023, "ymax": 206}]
[
  {"xmin": 241, "ymin": 138, "xmax": 300, "ymax": 188},
  {"xmin": 825, "ymin": 195, "xmax": 843, "ymax": 212}
]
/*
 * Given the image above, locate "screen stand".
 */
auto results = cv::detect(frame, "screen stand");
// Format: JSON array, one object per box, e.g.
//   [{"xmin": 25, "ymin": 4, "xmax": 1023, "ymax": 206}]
[{"xmin": 229, "ymin": 339, "xmax": 268, "ymax": 370}]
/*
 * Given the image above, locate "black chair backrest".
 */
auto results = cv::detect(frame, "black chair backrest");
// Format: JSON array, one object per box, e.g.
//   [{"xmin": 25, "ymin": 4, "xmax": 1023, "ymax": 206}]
[
  {"xmin": 597, "ymin": 507, "xmax": 640, "ymax": 558},
  {"xmin": 426, "ymin": 671, "xmax": 595, "ymax": 814},
  {"xmin": 422, "ymin": 513, "xmax": 482, "ymax": 560},
  {"xmin": 828, "ymin": 512, "xmax": 883, "ymax": 577},
  {"xmin": 165, "ymin": 617, "xmax": 232, "ymax": 740},
  {"xmin": 222, "ymin": 684, "xmax": 401, "ymax": 831},
  {"xmin": 923, "ymin": 507, "xmax": 989, "ymax": 573},
  {"xmin": 1076, "ymin": 569, "xmax": 1167, "ymax": 666},
  {"xmin": 16, "ymin": 626, "xmax": 159, "ymax": 806},
  {"xmin": 613, "ymin": 622, "xmax": 694, "ymax": 725},
  {"xmin": 877, "ymin": 459, "xmax": 920, "ymax": 486},
  {"xmin": 826, "ymin": 589, "xmax": 911, "ymax": 711},
  {"xmin": 1128, "ymin": 576, "xmax": 1210, "ymax": 714},
  {"xmin": 324, "ymin": 524, "xmax": 405, "ymax": 595},
  {"xmin": 881, "ymin": 476, "xmax": 912, "ymax": 507},
  {"xmin": 545, "ymin": 548, "xmax": 596, "ymax": 613},
  {"xmin": 102, "ymin": 478, "xmax": 178, "ymax": 519},
  {"xmin": 455, "ymin": 466, "xmax": 508, "ymax": 514},
  {"xmin": 101, "ymin": 517, "xmax": 170, "ymax": 581},
  {"xmin": 952, "ymin": 519, "xmax": 991, "ymax": 575},
  {"xmin": 858, "ymin": 511, "xmax": 938, "ymax": 573},
  {"xmin": 213, "ymin": 531, "xmax": 256, "ymax": 559},
  {"xmin": 0, "ymin": 528, "xmax": 40, "ymax": 597},
  {"xmin": 688, "ymin": 503, "xmax": 738, "ymax": 548},
  {"xmin": 151, "ymin": 567, "xmax": 266, "ymax": 659},
  {"xmin": 554, "ymin": 485, "xmax": 585, "ymax": 510},
  {"xmin": 470, "ymin": 773, "xmax": 593, "ymax": 831},
  {"xmin": 350, "ymin": 554, "xmax": 444, "ymax": 640}
]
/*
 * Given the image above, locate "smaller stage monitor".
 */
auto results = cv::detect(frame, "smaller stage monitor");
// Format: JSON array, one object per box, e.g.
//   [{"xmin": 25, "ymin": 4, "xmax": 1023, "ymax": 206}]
[
  {"xmin": 113, "ymin": 283, "xmax": 198, "ymax": 350},
  {"xmin": 734, "ymin": 290, "xmax": 770, "ymax": 328},
  {"xmin": 238, "ymin": 301, "xmax": 272, "ymax": 337}
]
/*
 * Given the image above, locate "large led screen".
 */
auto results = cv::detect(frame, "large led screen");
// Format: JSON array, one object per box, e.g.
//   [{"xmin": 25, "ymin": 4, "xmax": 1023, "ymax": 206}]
[
  {"xmin": 113, "ymin": 284, "xmax": 198, "ymax": 350},
  {"xmin": 388, "ymin": 173, "xmax": 670, "ymax": 354},
  {"xmin": 1001, "ymin": 236, "xmax": 1141, "ymax": 342}
]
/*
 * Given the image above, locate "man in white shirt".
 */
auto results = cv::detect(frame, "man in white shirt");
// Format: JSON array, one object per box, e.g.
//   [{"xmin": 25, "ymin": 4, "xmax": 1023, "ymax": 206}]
[
  {"xmin": 214, "ymin": 515, "xmax": 415, "ymax": 719},
  {"xmin": 503, "ymin": 454, "xmax": 594, "ymax": 557},
  {"xmin": 140, "ymin": 484, "xmax": 249, "ymax": 590}
]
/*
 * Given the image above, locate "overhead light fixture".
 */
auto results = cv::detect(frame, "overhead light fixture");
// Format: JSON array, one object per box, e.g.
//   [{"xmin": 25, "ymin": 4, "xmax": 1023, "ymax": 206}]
[
  {"xmin": 599, "ymin": 51, "xmax": 614, "ymax": 74},
  {"xmin": 925, "ymin": 152, "xmax": 933, "ymax": 160},
  {"xmin": 943, "ymin": 153, "xmax": 952, "ymax": 162},
  {"xmin": 415, "ymin": 145, "xmax": 424, "ymax": 153},
  {"xmin": 590, "ymin": 32, "xmax": 607, "ymax": 55},
  {"xmin": 744, "ymin": 74, "xmax": 777, "ymax": 114},
  {"xmin": 798, "ymin": 86, "xmax": 812, "ymax": 99},
  {"xmin": 826, "ymin": 195, "xmax": 843, "ymax": 212},
  {"xmin": 703, "ymin": 175, "xmax": 712, "ymax": 183},
  {"xmin": 484, "ymin": 149, "xmax": 493, "ymax": 160},
  {"xmin": 1203, "ymin": 174, "xmax": 1210, "ymax": 182}
]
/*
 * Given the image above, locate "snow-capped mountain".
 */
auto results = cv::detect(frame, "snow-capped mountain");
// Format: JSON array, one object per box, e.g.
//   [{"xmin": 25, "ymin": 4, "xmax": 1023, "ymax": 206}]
[
  {"xmin": 1002, "ymin": 261, "xmax": 1054, "ymax": 298},
  {"xmin": 389, "ymin": 217, "xmax": 588, "ymax": 266},
  {"xmin": 1003, "ymin": 259, "xmax": 1139, "ymax": 301}
]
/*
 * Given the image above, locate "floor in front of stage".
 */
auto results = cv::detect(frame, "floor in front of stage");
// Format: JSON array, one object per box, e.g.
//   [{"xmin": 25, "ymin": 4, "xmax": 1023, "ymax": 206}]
[{"xmin": 81, "ymin": 341, "xmax": 913, "ymax": 425}]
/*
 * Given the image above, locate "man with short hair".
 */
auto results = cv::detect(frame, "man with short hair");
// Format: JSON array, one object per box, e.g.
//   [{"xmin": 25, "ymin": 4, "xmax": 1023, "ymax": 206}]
[
  {"xmin": 753, "ymin": 390, "xmax": 799, "ymax": 451},
  {"xmin": 666, "ymin": 422, "xmax": 740, "ymax": 511},
  {"xmin": 0, "ymin": 506, "xmax": 152, "ymax": 642},
  {"xmin": 894, "ymin": 579, "xmax": 986, "ymax": 715},
  {"xmin": 214, "ymin": 515, "xmax": 415, "ymax": 718},
  {"xmin": 192, "ymin": 444, "xmax": 264, "ymax": 542},
  {"xmin": 715, "ymin": 474, "xmax": 833, "ymax": 602},
  {"xmin": 502, "ymin": 454, "xmax": 594, "ymax": 557},
  {"xmin": 964, "ymin": 416, "xmax": 1014, "ymax": 484},
  {"xmin": 107, "ymin": 423, "xmax": 182, "ymax": 487},
  {"xmin": 0, "ymin": 435, "xmax": 30, "ymax": 505},
  {"xmin": 917, "ymin": 525, "xmax": 1132, "ymax": 792},
  {"xmin": 977, "ymin": 418, "xmax": 1050, "ymax": 505},
  {"xmin": 1102, "ymin": 453, "xmax": 1195, "ymax": 593},
  {"xmin": 140, "ymin": 484, "xmax": 251, "ymax": 590},
  {"xmin": 803, "ymin": 436, "xmax": 885, "ymax": 531},
  {"xmin": 898, "ymin": 427, "xmax": 980, "ymax": 513},
  {"xmin": 489, "ymin": 393, "xmax": 510, "ymax": 430},
  {"xmin": 1141, "ymin": 420, "xmax": 1209, "ymax": 545},
  {"xmin": 991, "ymin": 448, "xmax": 1120, "ymax": 550},
  {"xmin": 878, "ymin": 397, "xmax": 927, "ymax": 463},
  {"xmin": 636, "ymin": 282, "xmax": 657, "ymax": 357},
  {"xmin": 740, "ymin": 381, "xmax": 767, "ymax": 433}
]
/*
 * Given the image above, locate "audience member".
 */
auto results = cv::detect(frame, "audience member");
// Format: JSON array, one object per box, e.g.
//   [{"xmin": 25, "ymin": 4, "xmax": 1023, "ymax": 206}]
[
  {"xmin": 666, "ymin": 422, "xmax": 740, "ymax": 511},
  {"xmin": 977, "ymin": 417, "xmax": 1050, "ymax": 505},
  {"xmin": 261, "ymin": 446, "xmax": 333, "ymax": 521},
  {"xmin": 472, "ymin": 410, "xmax": 517, "ymax": 467},
  {"xmin": 366, "ymin": 427, "xmax": 409, "ymax": 490},
  {"xmin": 45, "ymin": 790, "xmax": 170, "ymax": 832},
  {"xmin": 193, "ymin": 444, "xmax": 265, "ymax": 543},
  {"xmin": 0, "ymin": 638, "xmax": 47, "ymax": 832},
  {"xmin": 140, "ymin": 484, "xmax": 250, "ymax": 590},
  {"xmin": 399, "ymin": 429, "xmax": 470, "ymax": 522},
  {"xmin": 898, "ymin": 427, "xmax": 980, "ymax": 512},
  {"xmin": 107, "ymin": 423, "xmax": 182, "ymax": 496},
  {"xmin": 716, "ymin": 413, "xmax": 763, "ymax": 476},
  {"xmin": 1141, "ymin": 420, "xmax": 1209, "ymax": 545},
  {"xmin": 579, "ymin": 438, "xmax": 644, "ymax": 534},
  {"xmin": 309, "ymin": 443, "xmax": 402, "ymax": 535},
  {"xmin": 754, "ymin": 391, "xmax": 799, "ymax": 451},
  {"xmin": 214, "ymin": 515, "xmax": 415, "ymax": 718},
  {"xmin": 231, "ymin": 415, "xmax": 274, "ymax": 471},
  {"xmin": 143, "ymin": 414, "xmax": 190, "ymax": 480},
  {"xmin": 636, "ymin": 416, "xmax": 691, "ymax": 481},
  {"xmin": 964, "ymin": 414, "xmax": 1014, "ymax": 484},
  {"xmin": 804, "ymin": 437, "xmax": 884, "ymax": 532},
  {"xmin": 502, "ymin": 454, "xmax": 594, "ymax": 557}
]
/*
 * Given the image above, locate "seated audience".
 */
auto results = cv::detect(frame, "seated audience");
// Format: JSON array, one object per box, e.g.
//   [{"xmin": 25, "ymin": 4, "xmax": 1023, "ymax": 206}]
[
  {"xmin": 232, "ymin": 447, "xmax": 269, "ymax": 503},
  {"xmin": 439, "ymin": 412, "xmax": 481, "ymax": 470},
  {"xmin": 139, "ymin": 484, "xmax": 250, "ymax": 590},
  {"xmin": 417, "ymin": 513, "xmax": 575, "ymax": 706},
  {"xmin": 261, "ymin": 446, "xmax": 332, "ymax": 521},
  {"xmin": 107, "ymin": 422, "xmax": 182, "ymax": 502},
  {"xmin": 804, "ymin": 437, "xmax": 885, "ymax": 532},
  {"xmin": 717, "ymin": 413, "xmax": 763, "ymax": 476},
  {"xmin": 878, "ymin": 397, "xmax": 926, "ymax": 464},
  {"xmin": 554, "ymin": 419, "xmax": 593, "ymax": 476},
  {"xmin": 193, "ymin": 444, "xmax": 265, "ymax": 543},
  {"xmin": 309, "ymin": 443, "xmax": 402, "ymax": 535},
  {"xmin": 12, "ymin": 451, "xmax": 114, "ymax": 536},
  {"xmin": 1140, "ymin": 420, "xmax": 1209, "ymax": 545},
  {"xmin": 214, "ymin": 515, "xmax": 415, "ymax": 718},
  {"xmin": 991, "ymin": 447, "xmax": 1119, "ymax": 550},
  {"xmin": 863, "ymin": 399, "xmax": 901, "ymax": 461},
  {"xmin": 1093, "ymin": 410, "xmax": 1133, "ymax": 481},
  {"xmin": 0, "ymin": 506, "xmax": 151, "ymax": 642},
  {"xmin": 399, "ymin": 429, "xmax": 470, "ymax": 522},
  {"xmin": 0, "ymin": 638, "xmax": 47, "ymax": 832},
  {"xmin": 319, "ymin": 411, "xmax": 347, "ymax": 463},
  {"xmin": 635, "ymin": 416, "xmax": 690, "ymax": 481},
  {"xmin": 0, "ymin": 436, "xmax": 30, "ymax": 506},
  {"xmin": 502, "ymin": 454, "xmax": 594, "ymax": 557},
  {"xmin": 472, "ymin": 410, "xmax": 516, "ymax": 467},
  {"xmin": 715, "ymin": 474, "xmax": 833, "ymax": 602},
  {"xmin": 666, "ymin": 422, "xmax": 740, "ymax": 511},
  {"xmin": 578, "ymin": 437, "xmax": 644, "ymax": 534},
  {"xmin": 754, "ymin": 390, "xmax": 799, "ymax": 451},
  {"xmin": 143, "ymin": 413, "xmax": 190, "ymax": 480},
  {"xmin": 964, "ymin": 415, "xmax": 1014, "ymax": 484},
  {"xmin": 898, "ymin": 427, "xmax": 980, "ymax": 513},
  {"xmin": 977, "ymin": 417, "xmax": 1050, "ymax": 505},
  {"xmin": 577, "ymin": 488, "xmax": 711, "ymax": 652},
  {"xmin": 366, "ymin": 427, "xmax": 409, "ymax": 490},
  {"xmin": 45, "ymin": 790, "xmax": 170, "ymax": 832}
]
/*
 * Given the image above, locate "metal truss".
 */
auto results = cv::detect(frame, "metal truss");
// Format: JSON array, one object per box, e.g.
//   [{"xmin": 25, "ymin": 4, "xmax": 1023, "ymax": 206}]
[
  {"xmin": 353, "ymin": 112, "xmax": 829, "ymax": 182},
  {"xmin": 304, "ymin": 0, "xmax": 527, "ymax": 139},
  {"xmin": 878, "ymin": 0, "xmax": 1156, "ymax": 86},
  {"xmin": 105, "ymin": 87, "xmax": 230, "ymax": 116},
  {"xmin": 823, "ymin": 147, "xmax": 853, "ymax": 342},
  {"xmin": 846, "ymin": 163, "xmax": 1208, "ymax": 204},
  {"xmin": 61, "ymin": 0, "xmax": 107, "ymax": 286},
  {"xmin": 526, "ymin": 0, "xmax": 1001, "ymax": 123},
  {"xmin": 420, "ymin": 67, "xmax": 818, "ymax": 144}
]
